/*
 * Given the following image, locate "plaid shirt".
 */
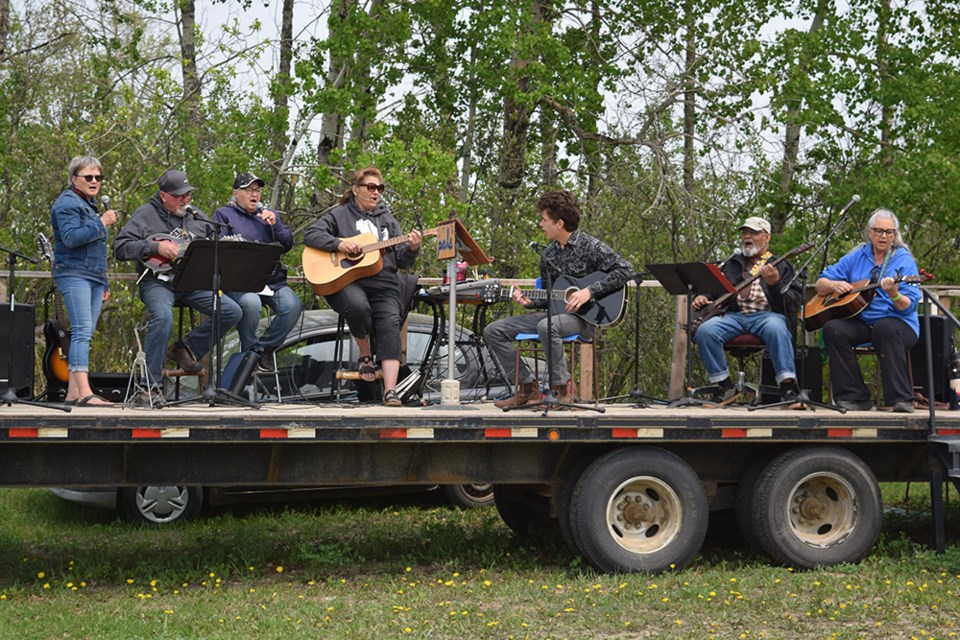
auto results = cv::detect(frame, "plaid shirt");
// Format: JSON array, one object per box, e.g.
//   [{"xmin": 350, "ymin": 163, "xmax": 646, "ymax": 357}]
[
  {"xmin": 533, "ymin": 230, "xmax": 634, "ymax": 308},
  {"xmin": 737, "ymin": 277, "xmax": 770, "ymax": 314}
]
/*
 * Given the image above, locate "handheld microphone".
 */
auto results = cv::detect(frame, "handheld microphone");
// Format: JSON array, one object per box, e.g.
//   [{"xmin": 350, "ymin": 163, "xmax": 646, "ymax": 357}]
[
  {"xmin": 100, "ymin": 195, "xmax": 110, "ymax": 211},
  {"xmin": 838, "ymin": 194, "xmax": 860, "ymax": 217}
]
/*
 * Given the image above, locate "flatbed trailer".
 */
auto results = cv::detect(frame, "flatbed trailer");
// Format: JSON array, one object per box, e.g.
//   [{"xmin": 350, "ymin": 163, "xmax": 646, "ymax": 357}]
[{"xmin": 2, "ymin": 401, "xmax": 960, "ymax": 573}]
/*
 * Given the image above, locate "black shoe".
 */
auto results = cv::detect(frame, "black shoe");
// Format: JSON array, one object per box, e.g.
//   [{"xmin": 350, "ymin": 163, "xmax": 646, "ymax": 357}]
[
  {"xmin": 709, "ymin": 378, "xmax": 737, "ymax": 404},
  {"xmin": 837, "ymin": 399, "xmax": 873, "ymax": 411},
  {"xmin": 892, "ymin": 401, "xmax": 916, "ymax": 414},
  {"xmin": 167, "ymin": 341, "xmax": 202, "ymax": 372}
]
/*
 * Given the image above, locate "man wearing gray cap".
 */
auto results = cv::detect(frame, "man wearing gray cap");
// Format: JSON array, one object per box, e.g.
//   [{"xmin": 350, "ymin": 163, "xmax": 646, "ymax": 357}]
[
  {"xmin": 690, "ymin": 215, "xmax": 803, "ymax": 405},
  {"xmin": 115, "ymin": 169, "xmax": 242, "ymax": 401}
]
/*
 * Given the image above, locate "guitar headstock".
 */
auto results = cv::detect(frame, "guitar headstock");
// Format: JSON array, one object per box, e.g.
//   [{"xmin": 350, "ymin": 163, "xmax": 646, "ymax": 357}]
[
  {"xmin": 36, "ymin": 233, "xmax": 53, "ymax": 263},
  {"xmin": 481, "ymin": 281, "xmax": 502, "ymax": 304}
]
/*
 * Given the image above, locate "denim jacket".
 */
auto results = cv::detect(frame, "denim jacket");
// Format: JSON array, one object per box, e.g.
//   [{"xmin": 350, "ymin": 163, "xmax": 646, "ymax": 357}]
[{"xmin": 51, "ymin": 188, "xmax": 108, "ymax": 286}]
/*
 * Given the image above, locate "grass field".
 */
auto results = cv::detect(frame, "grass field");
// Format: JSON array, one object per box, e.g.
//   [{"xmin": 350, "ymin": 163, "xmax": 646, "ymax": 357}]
[{"xmin": 1, "ymin": 484, "xmax": 959, "ymax": 639}]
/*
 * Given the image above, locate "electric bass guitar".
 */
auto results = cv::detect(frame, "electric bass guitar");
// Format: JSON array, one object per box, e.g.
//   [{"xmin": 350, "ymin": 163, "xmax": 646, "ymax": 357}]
[
  {"xmin": 802, "ymin": 270, "xmax": 933, "ymax": 331},
  {"xmin": 483, "ymin": 272, "xmax": 627, "ymax": 327},
  {"xmin": 302, "ymin": 229, "xmax": 437, "ymax": 296},
  {"xmin": 687, "ymin": 242, "xmax": 815, "ymax": 338}
]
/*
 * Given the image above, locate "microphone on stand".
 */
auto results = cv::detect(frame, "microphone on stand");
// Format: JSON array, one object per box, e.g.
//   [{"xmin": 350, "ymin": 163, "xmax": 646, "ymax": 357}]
[
  {"xmin": 838, "ymin": 194, "xmax": 860, "ymax": 217},
  {"xmin": 718, "ymin": 247, "xmax": 742, "ymax": 270},
  {"xmin": 184, "ymin": 204, "xmax": 202, "ymax": 221},
  {"xmin": 528, "ymin": 241, "xmax": 545, "ymax": 251}
]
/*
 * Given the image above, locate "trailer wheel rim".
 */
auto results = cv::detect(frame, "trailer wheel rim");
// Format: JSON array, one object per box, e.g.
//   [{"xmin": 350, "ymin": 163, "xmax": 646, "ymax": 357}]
[
  {"xmin": 784, "ymin": 472, "xmax": 858, "ymax": 548},
  {"xmin": 604, "ymin": 476, "xmax": 681, "ymax": 554},
  {"xmin": 134, "ymin": 486, "xmax": 191, "ymax": 524}
]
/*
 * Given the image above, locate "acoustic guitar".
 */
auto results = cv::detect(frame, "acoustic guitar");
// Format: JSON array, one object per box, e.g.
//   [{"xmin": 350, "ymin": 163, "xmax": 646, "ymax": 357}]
[
  {"xmin": 687, "ymin": 242, "xmax": 815, "ymax": 338},
  {"xmin": 303, "ymin": 229, "xmax": 437, "ymax": 295},
  {"xmin": 802, "ymin": 271, "xmax": 933, "ymax": 331},
  {"xmin": 482, "ymin": 272, "xmax": 628, "ymax": 327}
]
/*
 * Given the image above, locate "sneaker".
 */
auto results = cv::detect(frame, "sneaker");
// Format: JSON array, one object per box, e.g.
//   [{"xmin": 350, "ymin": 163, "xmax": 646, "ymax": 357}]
[
  {"xmin": 892, "ymin": 401, "xmax": 916, "ymax": 414},
  {"xmin": 167, "ymin": 341, "xmax": 202, "ymax": 372},
  {"xmin": 709, "ymin": 378, "xmax": 737, "ymax": 405},
  {"xmin": 257, "ymin": 349, "xmax": 276, "ymax": 373},
  {"xmin": 837, "ymin": 399, "xmax": 873, "ymax": 411}
]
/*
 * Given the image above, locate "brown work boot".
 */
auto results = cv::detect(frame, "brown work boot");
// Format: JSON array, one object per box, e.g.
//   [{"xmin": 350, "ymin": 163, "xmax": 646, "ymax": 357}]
[
  {"xmin": 495, "ymin": 382, "xmax": 538, "ymax": 408},
  {"xmin": 167, "ymin": 341, "xmax": 202, "ymax": 373},
  {"xmin": 551, "ymin": 385, "xmax": 572, "ymax": 404}
]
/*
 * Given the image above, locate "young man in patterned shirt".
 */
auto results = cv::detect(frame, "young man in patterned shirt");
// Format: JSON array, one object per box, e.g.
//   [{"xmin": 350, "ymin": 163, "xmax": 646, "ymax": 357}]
[
  {"xmin": 691, "ymin": 216, "xmax": 803, "ymax": 404},
  {"xmin": 483, "ymin": 189, "xmax": 634, "ymax": 408}
]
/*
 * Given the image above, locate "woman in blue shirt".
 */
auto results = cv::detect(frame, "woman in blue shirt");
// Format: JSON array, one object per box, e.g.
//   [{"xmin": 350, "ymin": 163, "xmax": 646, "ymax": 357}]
[
  {"xmin": 815, "ymin": 209, "xmax": 920, "ymax": 413},
  {"xmin": 50, "ymin": 156, "xmax": 119, "ymax": 406}
]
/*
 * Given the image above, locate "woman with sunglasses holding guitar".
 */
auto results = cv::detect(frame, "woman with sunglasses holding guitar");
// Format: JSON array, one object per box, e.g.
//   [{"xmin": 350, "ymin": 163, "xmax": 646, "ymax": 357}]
[
  {"xmin": 49, "ymin": 156, "xmax": 118, "ymax": 406},
  {"xmin": 303, "ymin": 167, "xmax": 422, "ymax": 407},
  {"xmin": 815, "ymin": 208, "xmax": 922, "ymax": 413}
]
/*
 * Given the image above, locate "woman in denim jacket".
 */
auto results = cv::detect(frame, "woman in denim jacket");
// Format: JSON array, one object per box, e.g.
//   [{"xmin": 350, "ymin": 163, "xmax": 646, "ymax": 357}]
[{"xmin": 50, "ymin": 156, "xmax": 118, "ymax": 406}]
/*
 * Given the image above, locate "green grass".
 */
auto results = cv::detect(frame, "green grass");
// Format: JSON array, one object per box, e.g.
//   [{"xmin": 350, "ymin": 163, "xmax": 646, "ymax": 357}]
[{"xmin": 1, "ymin": 485, "xmax": 960, "ymax": 639}]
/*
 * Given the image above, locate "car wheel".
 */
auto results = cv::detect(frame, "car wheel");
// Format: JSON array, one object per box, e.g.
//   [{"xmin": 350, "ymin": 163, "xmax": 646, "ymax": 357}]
[
  {"xmin": 443, "ymin": 483, "xmax": 494, "ymax": 508},
  {"xmin": 119, "ymin": 486, "xmax": 204, "ymax": 525}
]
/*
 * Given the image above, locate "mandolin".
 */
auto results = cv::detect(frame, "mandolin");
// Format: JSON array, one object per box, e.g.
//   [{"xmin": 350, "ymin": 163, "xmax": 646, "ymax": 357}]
[
  {"xmin": 303, "ymin": 229, "xmax": 437, "ymax": 295},
  {"xmin": 802, "ymin": 271, "xmax": 933, "ymax": 331}
]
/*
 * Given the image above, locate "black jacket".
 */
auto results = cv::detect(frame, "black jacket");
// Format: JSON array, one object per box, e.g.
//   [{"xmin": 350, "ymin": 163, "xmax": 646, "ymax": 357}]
[{"xmin": 712, "ymin": 251, "xmax": 804, "ymax": 337}]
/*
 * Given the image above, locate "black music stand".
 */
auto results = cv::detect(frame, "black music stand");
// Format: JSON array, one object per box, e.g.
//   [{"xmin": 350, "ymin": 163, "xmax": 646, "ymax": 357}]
[
  {"xmin": 647, "ymin": 262, "xmax": 735, "ymax": 408},
  {"xmin": 167, "ymin": 239, "xmax": 282, "ymax": 407}
]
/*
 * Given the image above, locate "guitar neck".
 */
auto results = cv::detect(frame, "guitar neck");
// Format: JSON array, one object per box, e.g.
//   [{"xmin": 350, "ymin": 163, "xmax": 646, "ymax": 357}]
[
  {"xmin": 715, "ymin": 254, "xmax": 788, "ymax": 304},
  {"xmin": 361, "ymin": 228, "xmax": 436, "ymax": 254}
]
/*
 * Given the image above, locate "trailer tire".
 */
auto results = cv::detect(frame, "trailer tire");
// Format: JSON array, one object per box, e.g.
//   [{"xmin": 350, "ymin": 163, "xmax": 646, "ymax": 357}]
[
  {"xmin": 752, "ymin": 446, "xmax": 881, "ymax": 569},
  {"xmin": 734, "ymin": 458, "xmax": 768, "ymax": 551},
  {"xmin": 570, "ymin": 447, "xmax": 708, "ymax": 573},
  {"xmin": 443, "ymin": 483, "xmax": 494, "ymax": 508},
  {"xmin": 493, "ymin": 485, "xmax": 555, "ymax": 538},
  {"xmin": 120, "ymin": 486, "xmax": 203, "ymax": 525}
]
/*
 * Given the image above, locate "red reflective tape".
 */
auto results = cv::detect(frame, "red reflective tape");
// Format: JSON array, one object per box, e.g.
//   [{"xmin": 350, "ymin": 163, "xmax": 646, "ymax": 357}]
[
  {"xmin": 611, "ymin": 428, "xmax": 638, "ymax": 438},
  {"xmin": 827, "ymin": 428, "xmax": 853, "ymax": 438},
  {"xmin": 259, "ymin": 429, "xmax": 289, "ymax": 439},
  {"xmin": 8, "ymin": 428, "xmax": 38, "ymax": 438},
  {"xmin": 485, "ymin": 428, "xmax": 513, "ymax": 438},
  {"xmin": 132, "ymin": 428, "xmax": 162, "ymax": 439},
  {"xmin": 937, "ymin": 428, "xmax": 960, "ymax": 435},
  {"xmin": 722, "ymin": 428, "xmax": 748, "ymax": 438},
  {"xmin": 380, "ymin": 429, "xmax": 408, "ymax": 439}
]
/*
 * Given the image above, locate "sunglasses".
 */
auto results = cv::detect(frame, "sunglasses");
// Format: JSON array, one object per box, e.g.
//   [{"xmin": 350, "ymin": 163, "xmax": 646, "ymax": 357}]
[
  {"xmin": 358, "ymin": 182, "xmax": 386, "ymax": 193},
  {"xmin": 870, "ymin": 227, "xmax": 896, "ymax": 237},
  {"xmin": 76, "ymin": 174, "xmax": 104, "ymax": 182}
]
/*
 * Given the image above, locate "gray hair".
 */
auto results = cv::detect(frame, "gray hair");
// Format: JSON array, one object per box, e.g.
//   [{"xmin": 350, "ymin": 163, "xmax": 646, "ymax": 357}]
[
  {"xmin": 66, "ymin": 156, "xmax": 101, "ymax": 185},
  {"xmin": 862, "ymin": 207, "xmax": 910, "ymax": 253}
]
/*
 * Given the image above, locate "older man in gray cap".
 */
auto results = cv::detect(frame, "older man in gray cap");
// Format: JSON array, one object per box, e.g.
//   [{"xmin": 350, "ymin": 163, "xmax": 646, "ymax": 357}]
[
  {"xmin": 690, "ymin": 215, "xmax": 803, "ymax": 404},
  {"xmin": 115, "ymin": 169, "xmax": 242, "ymax": 401}
]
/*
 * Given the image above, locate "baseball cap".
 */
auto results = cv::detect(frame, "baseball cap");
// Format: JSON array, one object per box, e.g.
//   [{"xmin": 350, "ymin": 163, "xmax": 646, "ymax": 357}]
[
  {"xmin": 740, "ymin": 216, "xmax": 771, "ymax": 234},
  {"xmin": 234, "ymin": 172, "xmax": 265, "ymax": 189},
  {"xmin": 157, "ymin": 169, "xmax": 194, "ymax": 196}
]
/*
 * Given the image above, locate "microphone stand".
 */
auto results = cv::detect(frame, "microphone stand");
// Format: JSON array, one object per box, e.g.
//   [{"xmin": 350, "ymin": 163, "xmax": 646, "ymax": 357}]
[
  {"xmin": 504, "ymin": 243, "xmax": 603, "ymax": 415},
  {"xmin": 600, "ymin": 272, "xmax": 667, "ymax": 407},
  {"xmin": 751, "ymin": 201, "xmax": 856, "ymax": 413},
  {"xmin": 0, "ymin": 246, "xmax": 70, "ymax": 410}
]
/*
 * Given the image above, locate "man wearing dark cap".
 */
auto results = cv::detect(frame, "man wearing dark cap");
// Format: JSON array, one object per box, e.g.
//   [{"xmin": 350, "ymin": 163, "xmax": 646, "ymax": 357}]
[
  {"xmin": 213, "ymin": 173, "xmax": 301, "ymax": 371},
  {"xmin": 690, "ymin": 215, "xmax": 803, "ymax": 405},
  {"xmin": 115, "ymin": 168, "xmax": 242, "ymax": 401}
]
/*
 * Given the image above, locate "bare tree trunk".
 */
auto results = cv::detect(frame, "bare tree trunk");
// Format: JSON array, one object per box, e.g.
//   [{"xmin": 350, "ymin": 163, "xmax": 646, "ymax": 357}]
[
  {"xmin": 540, "ymin": 109, "xmax": 558, "ymax": 186},
  {"xmin": 876, "ymin": 0, "xmax": 894, "ymax": 168},
  {"xmin": 669, "ymin": 0, "xmax": 698, "ymax": 400},
  {"xmin": 772, "ymin": 0, "xmax": 829, "ymax": 231},
  {"xmin": 459, "ymin": 49, "xmax": 477, "ymax": 202},
  {"xmin": 177, "ymin": 0, "xmax": 201, "ymax": 124},
  {"xmin": 0, "ymin": 0, "xmax": 10, "ymax": 61},
  {"xmin": 317, "ymin": 0, "xmax": 355, "ymax": 171},
  {"xmin": 271, "ymin": 0, "xmax": 294, "ymax": 163}
]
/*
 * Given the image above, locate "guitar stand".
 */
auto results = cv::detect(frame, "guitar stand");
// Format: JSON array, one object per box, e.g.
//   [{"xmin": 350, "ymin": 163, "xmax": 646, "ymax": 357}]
[{"xmin": 124, "ymin": 320, "xmax": 161, "ymax": 408}]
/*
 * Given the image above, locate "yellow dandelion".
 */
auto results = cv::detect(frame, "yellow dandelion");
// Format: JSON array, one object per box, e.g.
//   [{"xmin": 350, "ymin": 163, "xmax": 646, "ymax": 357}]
[
  {"xmin": 276, "ymin": 566, "xmax": 284, "ymax": 573},
  {"xmin": 36, "ymin": 572, "xmax": 45, "ymax": 579}
]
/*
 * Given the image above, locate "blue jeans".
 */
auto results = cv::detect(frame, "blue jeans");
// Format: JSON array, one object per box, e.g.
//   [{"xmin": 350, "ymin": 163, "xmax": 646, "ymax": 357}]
[
  {"xmin": 54, "ymin": 274, "xmax": 105, "ymax": 372},
  {"xmin": 694, "ymin": 311, "xmax": 796, "ymax": 384},
  {"xmin": 139, "ymin": 276, "xmax": 243, "ymax": 385},
  {"xmin": 226, "ymin": 285, "xmax": 302, "ymax": 352}
]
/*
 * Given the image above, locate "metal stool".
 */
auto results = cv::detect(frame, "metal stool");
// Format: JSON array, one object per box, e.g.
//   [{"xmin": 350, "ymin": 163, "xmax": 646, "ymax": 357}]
[{"xmin": 513, "ymin": 332, "xmax": 598, "ymax": 403}]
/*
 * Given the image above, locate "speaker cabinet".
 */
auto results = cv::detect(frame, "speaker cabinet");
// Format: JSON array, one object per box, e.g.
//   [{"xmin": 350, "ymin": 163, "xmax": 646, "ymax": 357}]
[
  {"xmin": 761, "ymin": 346, "xmax": 823, "ymax": 404},
  {"xmin": 912, "ymin": 315, "xmax": 955, "ymax": 402},
  {"xmin": 0, "ymin": 303, "xmax": 35, "ymax": 398}
]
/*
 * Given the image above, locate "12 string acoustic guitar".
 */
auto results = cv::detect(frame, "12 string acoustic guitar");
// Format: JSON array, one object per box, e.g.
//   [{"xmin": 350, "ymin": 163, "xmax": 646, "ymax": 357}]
[
  {"xmin": 302, "ymin": 229, "xmax": 437, "ymax": 295},
  {"xmin": 802, "ymin": 270, "xmax": 933, "ymax": 331}
]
